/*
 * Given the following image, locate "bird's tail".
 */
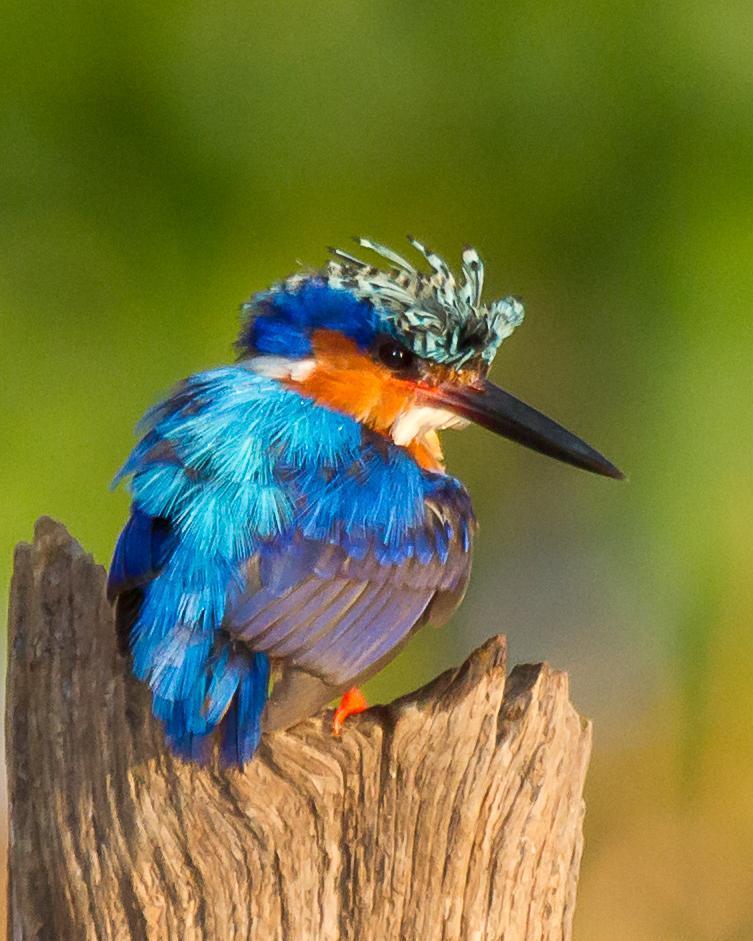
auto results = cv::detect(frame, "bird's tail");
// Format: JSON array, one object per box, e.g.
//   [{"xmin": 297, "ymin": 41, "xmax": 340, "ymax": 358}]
[
  {"xmin": 205, "ymin": 645, "xmax": 270, "ymax": 766},
  {"xmin": 151, "ymin": 642, "xmax": 270, "ymax": 766}
]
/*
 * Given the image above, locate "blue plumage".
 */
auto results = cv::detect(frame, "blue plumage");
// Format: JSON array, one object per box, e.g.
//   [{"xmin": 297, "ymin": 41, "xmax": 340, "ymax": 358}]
[
  {"xmin": 110, "ymin": 238, "xmax": 619, "ymax": 767},
  {"xmin": 109, "ymin": 507, "xmax": 173, "ymax": 598},
  {"xmin": 110, "ymin": 357, "xmax": 474, "ymax": 764},
  {"xmin": 241, "ymin": 280, "xmax": 378, "ymax": 358}
]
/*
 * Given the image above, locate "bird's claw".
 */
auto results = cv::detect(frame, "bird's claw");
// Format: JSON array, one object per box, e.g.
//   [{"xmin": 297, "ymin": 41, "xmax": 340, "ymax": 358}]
[{"xmin": 332, "ymin": 687, "xmax": 368, "ymax": 736}]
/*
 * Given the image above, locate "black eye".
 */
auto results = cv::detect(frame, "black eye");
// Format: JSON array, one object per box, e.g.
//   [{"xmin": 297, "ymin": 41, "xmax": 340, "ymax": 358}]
[{"xmin": 378, "ymin": 340, "xmax": 415, "ymax": 372}]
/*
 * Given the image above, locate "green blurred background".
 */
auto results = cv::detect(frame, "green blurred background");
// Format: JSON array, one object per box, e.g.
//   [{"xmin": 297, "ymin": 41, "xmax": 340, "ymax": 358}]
[{"xmin": 3, "ymin": 2, "xmax": 753, "ymax": 937}]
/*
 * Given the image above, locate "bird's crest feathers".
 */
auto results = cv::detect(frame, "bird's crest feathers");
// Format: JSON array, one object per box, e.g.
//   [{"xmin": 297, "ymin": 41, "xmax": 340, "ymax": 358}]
[{"xmin": 274, "ymin": 236, "xmax": 524, "ymax": 369}]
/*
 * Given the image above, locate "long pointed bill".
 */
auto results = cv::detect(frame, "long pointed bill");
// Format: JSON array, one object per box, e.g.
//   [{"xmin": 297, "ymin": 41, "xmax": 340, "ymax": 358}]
[{"xmin": 423, "ymin": 378, "xmax": 624, "ymax": 479}]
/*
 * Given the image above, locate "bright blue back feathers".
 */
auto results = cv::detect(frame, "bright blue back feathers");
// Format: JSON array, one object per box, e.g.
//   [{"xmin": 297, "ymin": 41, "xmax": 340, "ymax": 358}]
[{"xmin": 109, "ymin": 361, "xmax": 474, "ymax": 764}]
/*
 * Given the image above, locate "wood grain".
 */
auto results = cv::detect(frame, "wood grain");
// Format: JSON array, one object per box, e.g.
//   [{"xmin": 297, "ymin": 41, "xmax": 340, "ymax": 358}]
[{"xmin": 6, "ymin": 518, "xmax": 591, "ymax": 940}]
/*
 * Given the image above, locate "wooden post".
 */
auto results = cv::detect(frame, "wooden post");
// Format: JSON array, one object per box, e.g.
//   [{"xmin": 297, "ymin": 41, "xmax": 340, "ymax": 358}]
[{"xmin": 6, "ymin": 518, "xmax": 592, "ymax": 941}]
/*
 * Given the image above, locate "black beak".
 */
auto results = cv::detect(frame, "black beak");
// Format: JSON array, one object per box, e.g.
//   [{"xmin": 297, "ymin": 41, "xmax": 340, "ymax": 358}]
[{"xmin": 424, "ymin": 378, "xmax": 624, "ymax": 479}]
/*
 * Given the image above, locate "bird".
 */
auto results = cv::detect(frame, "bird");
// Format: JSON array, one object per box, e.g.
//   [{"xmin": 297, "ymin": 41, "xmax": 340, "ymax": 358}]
[{"xmin": 108, "ymin": 236, "xmax": 622, "ymax": 766}]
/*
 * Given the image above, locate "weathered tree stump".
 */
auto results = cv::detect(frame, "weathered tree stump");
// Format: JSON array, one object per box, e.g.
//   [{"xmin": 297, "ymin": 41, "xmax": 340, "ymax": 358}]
[{"xmin": 6, "ymin": 518, "xmax": 592, "ymax": 940}]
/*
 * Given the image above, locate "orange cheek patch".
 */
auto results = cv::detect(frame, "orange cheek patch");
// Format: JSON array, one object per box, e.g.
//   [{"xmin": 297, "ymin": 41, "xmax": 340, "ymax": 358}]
[{"xmin": 294, "ymin": 331, "xmax": 417, "ymax": 434}]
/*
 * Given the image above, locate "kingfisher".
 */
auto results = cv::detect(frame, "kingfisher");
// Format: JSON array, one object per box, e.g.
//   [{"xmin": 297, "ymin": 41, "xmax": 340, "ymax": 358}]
[{"xmin": 108, "ymin": 236, "xmax": 622, "ymax": 766}]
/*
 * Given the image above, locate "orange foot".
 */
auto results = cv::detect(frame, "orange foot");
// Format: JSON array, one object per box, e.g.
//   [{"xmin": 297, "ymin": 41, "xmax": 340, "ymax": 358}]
[{"xmin": 332, "ymin": 687, "xmax": 368, "ymax": 736}]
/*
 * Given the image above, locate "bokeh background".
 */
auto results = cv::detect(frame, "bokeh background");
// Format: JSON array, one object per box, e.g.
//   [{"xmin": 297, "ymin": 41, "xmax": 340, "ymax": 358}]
[{"xmin": 3, "ymin": 2, "xmax": 753, "ymax": 937}]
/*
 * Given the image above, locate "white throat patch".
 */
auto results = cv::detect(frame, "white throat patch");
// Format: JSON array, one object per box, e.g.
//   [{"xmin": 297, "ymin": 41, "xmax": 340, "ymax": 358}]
[{"xmin": 391, "ymin": 405, "xmax": 468, "ymax": 446}]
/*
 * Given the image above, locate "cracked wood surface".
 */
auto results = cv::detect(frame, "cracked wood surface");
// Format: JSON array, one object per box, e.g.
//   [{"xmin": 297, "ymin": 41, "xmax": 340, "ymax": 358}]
[{"xmin": 6, "ymin": 518, "xmax": 592, "ymax": 940}]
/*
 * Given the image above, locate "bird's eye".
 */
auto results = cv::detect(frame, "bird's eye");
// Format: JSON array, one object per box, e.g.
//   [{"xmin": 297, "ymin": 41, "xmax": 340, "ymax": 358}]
[{"xmin": 377, "ymin": 341, "xmax": 415, "ymax": 372}]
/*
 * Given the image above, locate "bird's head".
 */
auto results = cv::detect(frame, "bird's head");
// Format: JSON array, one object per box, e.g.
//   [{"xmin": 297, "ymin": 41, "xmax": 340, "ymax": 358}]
[{"xmin": 238, "ymin": 236, "xmax": 622, "ymax": 478}]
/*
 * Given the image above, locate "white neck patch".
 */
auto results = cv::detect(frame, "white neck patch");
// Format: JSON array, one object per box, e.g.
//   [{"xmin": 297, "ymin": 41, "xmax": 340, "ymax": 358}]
[{"xmin": 246, "ymin": 356, "xmax": 316, "ymax": 382}]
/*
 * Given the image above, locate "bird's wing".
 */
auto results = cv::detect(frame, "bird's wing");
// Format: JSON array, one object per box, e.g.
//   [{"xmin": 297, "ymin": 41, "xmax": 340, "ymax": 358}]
[
  {"xmin": 228, "ymin": 509, "xmax": 472, "ymax": 690},
  {"xmin": 230, "ymin": 527, "xmax": 471, "ymax": 734}
]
